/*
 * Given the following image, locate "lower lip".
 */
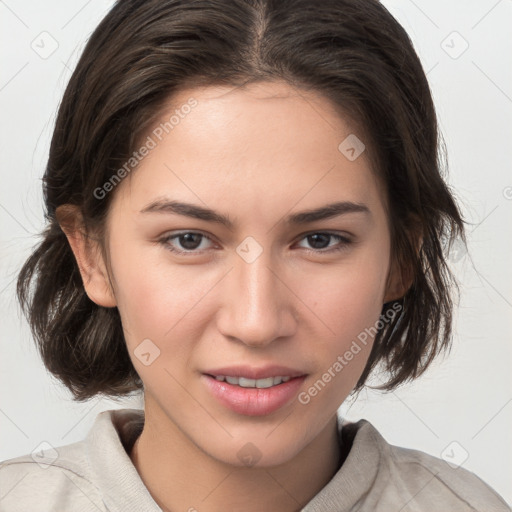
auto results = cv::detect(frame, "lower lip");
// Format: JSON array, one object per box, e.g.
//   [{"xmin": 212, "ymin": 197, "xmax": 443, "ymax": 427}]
[{"xmin": 202, "ymin": 374, "xmax": 307, "ymax": 416}]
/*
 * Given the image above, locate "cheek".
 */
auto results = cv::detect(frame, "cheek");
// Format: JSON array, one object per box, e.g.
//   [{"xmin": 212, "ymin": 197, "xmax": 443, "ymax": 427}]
[
  {"xmin": 108, "ymin": 240, "xmax": 209, "ymax": 348},
  {"xmin": 297, "ymin": 247, "xmax": 390, "ymax": 395},
  {"xmin": 307, "ymin": 253, "xmax": 389, "ymax": 339}
]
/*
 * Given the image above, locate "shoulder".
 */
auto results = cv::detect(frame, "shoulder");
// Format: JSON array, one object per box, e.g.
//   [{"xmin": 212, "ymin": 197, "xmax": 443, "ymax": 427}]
[
  {"xmin": 0, "ymin": 408, "xmax": 146, "ymax": 512},
  {"xmin": 356, "ymin": 420, "xmax": 511, "ymax": 512},
  {"xmin": 0, "ymin": 438, "xmax": 106, "ymax": 512}
]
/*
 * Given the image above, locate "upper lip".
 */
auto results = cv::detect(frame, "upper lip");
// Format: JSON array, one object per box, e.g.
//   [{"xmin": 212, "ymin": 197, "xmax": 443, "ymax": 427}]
[{"xmin": 204, "ymin": 365, "xmax": 307, "ymax": 380}]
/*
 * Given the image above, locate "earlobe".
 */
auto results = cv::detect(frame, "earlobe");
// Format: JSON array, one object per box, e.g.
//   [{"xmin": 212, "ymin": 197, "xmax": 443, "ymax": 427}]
[{"xmin": 56, "ymin": 204, "xmax": 117, "ymax": 308}]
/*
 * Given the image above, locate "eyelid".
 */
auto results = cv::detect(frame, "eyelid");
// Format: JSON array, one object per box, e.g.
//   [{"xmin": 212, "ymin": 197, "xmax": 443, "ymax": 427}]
[{"xmin": 296, "ymin": 229, "xmax": 353, "ymax": 242}]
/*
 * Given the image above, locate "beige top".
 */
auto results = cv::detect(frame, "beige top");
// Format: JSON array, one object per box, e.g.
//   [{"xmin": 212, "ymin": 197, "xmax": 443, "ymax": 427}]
[{"xmin": 0, "ymin": 408, "xmax": 510, "ymax": 511}]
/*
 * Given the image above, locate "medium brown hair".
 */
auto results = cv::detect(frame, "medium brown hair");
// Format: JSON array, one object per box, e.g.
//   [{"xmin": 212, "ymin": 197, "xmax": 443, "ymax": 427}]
[{"xmin": 17, "ymin": 0, "xmax": 465, "ymax": 401}]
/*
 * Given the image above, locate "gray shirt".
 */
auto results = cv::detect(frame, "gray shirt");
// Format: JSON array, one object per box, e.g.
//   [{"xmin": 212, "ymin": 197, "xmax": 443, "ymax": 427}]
[{"xmin": 0, "ymin": 408, "xmax": 509, "ymax": 511}]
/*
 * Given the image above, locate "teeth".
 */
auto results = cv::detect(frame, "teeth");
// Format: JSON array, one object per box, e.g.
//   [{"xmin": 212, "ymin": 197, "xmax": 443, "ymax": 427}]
[{"xmin": 213, "ymin": 375, "xmax": 292, "ymax": 388}]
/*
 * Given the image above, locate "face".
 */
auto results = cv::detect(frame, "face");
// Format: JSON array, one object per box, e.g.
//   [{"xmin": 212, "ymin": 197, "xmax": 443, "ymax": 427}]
[{"xmin": 99, "ymin": 81, "xmax": 396, "ymax": 466}]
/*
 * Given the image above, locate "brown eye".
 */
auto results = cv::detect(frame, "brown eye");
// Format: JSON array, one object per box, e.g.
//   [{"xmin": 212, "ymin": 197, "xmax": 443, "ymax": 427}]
[
  {"xmin": 159, "ymin": 231, "xmax": 213, "ymax": 254},
  {"xmin": 296, "ymin": 232, "xmax": 352, "ymax": 253}
]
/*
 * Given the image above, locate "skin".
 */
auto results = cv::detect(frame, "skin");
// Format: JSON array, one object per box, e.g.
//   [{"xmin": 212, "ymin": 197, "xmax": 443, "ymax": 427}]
[{"xmin": 58, "ymin": 81, "xmax": 407, "ymax": 512}]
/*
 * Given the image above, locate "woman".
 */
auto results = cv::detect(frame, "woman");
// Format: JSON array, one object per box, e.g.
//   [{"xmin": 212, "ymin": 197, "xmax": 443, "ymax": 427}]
[{"xmin": 1, "ymin": 0, "xmax": 509, "ymax": 510}]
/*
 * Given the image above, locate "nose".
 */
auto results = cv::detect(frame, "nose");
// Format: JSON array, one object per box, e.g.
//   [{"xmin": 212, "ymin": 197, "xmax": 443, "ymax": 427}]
[{"xmin": 216, "ymin": 248, "xmax": 297, "ymax": 348}]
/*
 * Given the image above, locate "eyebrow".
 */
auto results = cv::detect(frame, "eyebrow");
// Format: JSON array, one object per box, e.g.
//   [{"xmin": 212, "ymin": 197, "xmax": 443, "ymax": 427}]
[{"xmin": 140, "ymin": 198, "xmax": 370, "ymax": 228}]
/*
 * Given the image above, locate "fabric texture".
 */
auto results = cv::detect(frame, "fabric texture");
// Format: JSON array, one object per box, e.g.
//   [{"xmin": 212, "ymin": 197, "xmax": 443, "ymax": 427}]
[{"xmin": 0, "ymin": 408, "xmax": 509, "ymax": 511}]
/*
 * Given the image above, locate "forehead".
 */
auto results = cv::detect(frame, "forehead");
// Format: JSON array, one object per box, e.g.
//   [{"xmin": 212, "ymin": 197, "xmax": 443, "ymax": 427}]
[{"xmin": 111, "ymin": 81, "xmax": 386, "ymax": 224}]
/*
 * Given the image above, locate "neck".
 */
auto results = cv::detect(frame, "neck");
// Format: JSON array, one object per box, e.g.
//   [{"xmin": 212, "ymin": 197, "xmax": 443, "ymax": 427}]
[{"xmin": 129, "ymin": 405, "xmax": 342, "ymax": 512}]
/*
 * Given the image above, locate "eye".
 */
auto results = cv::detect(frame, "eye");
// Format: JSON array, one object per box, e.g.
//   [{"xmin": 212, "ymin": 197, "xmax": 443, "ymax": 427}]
[
  {"xmin": 158, "ymin": 231, "xmax": 352, "ymax": 256},
  {"xmin": 296, "ymin": 232, "xmax": 352, "ymax": 254},
  {"xmin": 159, "ymin": 231, "xmax": 214, "ymax": 254}
]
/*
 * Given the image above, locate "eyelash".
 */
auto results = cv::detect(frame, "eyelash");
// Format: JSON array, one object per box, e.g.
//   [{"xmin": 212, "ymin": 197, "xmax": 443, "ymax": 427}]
[{"xmin": 158, "ymin": 231, "xmax": 353, "ymax": 256}]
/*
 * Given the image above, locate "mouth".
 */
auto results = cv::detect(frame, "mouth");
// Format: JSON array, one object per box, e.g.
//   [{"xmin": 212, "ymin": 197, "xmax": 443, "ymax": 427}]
[{"xmin": 201, "ymin": 367, "xmax": 308, "ymax": 416}]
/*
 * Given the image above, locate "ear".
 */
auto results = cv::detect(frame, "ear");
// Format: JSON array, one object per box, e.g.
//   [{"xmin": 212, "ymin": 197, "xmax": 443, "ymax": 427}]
[
  {"xmin": 56, "ymin": 204, "xmax": 117, "ymax": 308},
  {"xmin": 383, "ymin": 255, "xmax": 412, "ymax": 303},
  {"xmin": 383, "ymin": 224, "xmax": 423, "ymax": 304}
]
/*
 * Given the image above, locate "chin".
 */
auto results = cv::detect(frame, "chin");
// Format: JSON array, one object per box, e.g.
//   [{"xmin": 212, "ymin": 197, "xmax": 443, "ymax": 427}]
[{"xmin": 195, "ymin": 422, "xmax": 312, "ymax": 469}]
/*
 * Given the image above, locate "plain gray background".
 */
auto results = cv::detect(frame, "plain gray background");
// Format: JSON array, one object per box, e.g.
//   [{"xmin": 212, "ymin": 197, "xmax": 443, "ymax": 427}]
[{"xmin": 1, "ymin": 0, "xmax": 511, "ymax": 506}]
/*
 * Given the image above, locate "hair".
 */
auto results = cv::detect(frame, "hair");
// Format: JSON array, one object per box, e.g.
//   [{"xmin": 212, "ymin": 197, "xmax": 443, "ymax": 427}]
[{"xmin": 17, "ymin": 0, "xmax": 465, "ymax": 401}]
